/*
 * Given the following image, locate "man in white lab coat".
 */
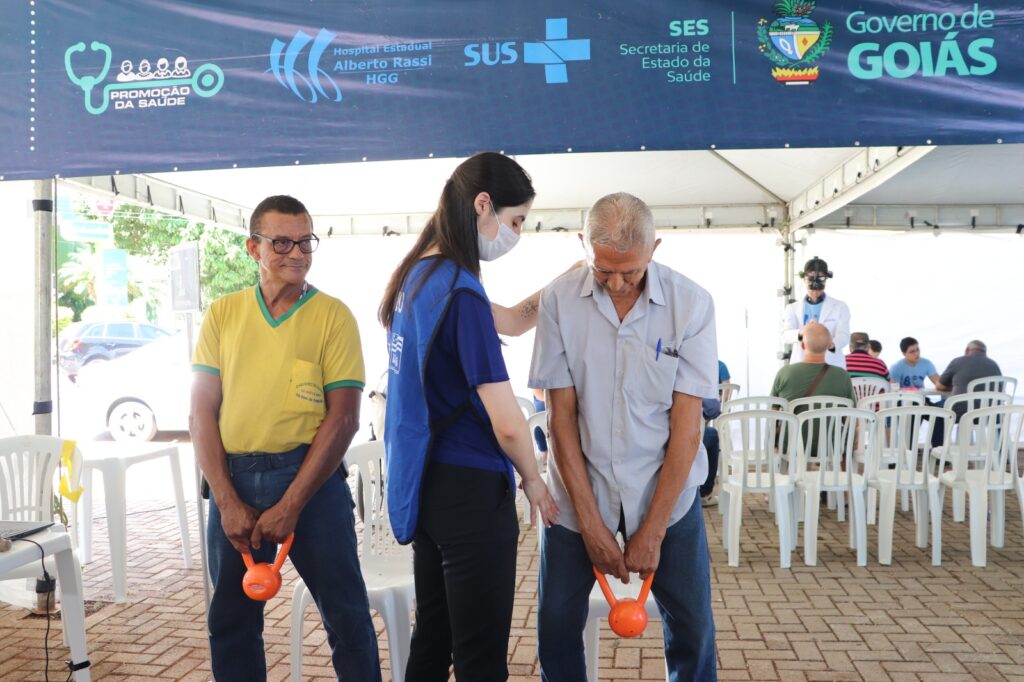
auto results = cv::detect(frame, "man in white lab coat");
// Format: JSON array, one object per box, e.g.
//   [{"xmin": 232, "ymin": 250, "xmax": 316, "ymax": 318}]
[{"xmin": 781, "ymin": 256, "xmax": 850, "ymax": 369}]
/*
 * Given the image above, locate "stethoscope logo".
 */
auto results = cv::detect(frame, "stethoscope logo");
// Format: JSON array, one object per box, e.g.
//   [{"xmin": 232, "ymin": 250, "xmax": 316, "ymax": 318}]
[{"xmin": 64, "ymin": 40, "xmax": 225, "ymax": 115}]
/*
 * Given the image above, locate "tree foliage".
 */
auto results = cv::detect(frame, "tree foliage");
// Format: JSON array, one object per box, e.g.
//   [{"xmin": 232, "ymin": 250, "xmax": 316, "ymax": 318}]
[{"xmin": 110, "ymin": 205, "xmax": 257, "ymax": 308}]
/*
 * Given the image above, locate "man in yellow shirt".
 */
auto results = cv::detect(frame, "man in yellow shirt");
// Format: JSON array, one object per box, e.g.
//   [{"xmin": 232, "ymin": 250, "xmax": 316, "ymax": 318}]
[{"xmin": 190, "ymin": 195, "xmax": 380, "ymax": 681}]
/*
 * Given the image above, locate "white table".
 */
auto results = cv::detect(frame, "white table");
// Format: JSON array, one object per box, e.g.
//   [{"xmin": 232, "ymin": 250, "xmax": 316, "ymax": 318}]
[
  {"xmin": 78, "ymin": 442, "xmax": 193, "ymax": 603},
  {"xmin": 0, "ymin": 528, "xmax": 92, "ymax": 681}
]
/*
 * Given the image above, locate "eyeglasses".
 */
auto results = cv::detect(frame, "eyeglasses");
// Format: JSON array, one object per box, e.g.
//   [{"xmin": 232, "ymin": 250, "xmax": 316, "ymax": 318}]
[{"xmin": 252, "ymin": 232, "xmax": 320, "ymax": 254}]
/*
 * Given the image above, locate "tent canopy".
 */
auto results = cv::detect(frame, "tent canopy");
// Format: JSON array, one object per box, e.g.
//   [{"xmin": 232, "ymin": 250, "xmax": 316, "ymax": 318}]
[{"xmin": 137, "ymin": 144, "xmax": 1023, "ymax": 234}]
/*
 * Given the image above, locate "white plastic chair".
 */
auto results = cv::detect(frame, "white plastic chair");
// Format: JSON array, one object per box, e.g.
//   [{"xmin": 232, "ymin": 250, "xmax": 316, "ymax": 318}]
[
  {"xmin": 723, "ymin": 396, "xmax": 789, "ymax": 413},
  {"xmin": 851, "ymin": 376, "xmax": 889, "ymax": 403},
  {"xmin": 716, "ymin": 397, "xmax": 787, "ymax": 511},
  {"xmin": 857, "ymin": 391, "xmax": 925, "ymax": 413},
  {"xmin": 931, "ymin": 392, "xmax": 1012, "ymax": 522},
  {"xmin": 785, "ymin": 397, "xmax": 855, "ymax": 518},
  {"xmin": 719, "ymin": 382, "xmax": 741, "ymax": 404},
  {"xmin": 719, "ymin": 410, "xmax": 798, "ymax": 568},
  {"xmin": 935, "ymin": 405, "xmax": 1024, "ymax": 567},
  {"xmin": 788, "ymin": 396, "xmax": 854, "ymax": 414},
  {"xmin": 516, "ymin": 395, "xmax": 537, "ymax": 417},
  {"xmin": 794, "ymin": 409, "xmax": 875, "ymax": 566},
  {"xmin": 0, "ymin": 436, "xmax": 83, "ymax": 608},
  {"xmin": 290, "ymin": 441, "xmax": 413, "ymax": 682},
  {"xmin": 866, "ymin": 406, "xmax": 952, "ymax": 565},
  {"xmin": 966, "ymin": 375, "xmax": 1017, "ymax": 400}
]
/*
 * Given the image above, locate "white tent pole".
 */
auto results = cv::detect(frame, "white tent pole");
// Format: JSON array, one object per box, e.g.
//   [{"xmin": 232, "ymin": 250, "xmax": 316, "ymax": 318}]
[
  {"xmin": 33, "ymin": 180, "xmax": 55, "ymax": 436},
  {"xmin": 778, "ymin": 221, "xmax": 797, "ymax": 367}
]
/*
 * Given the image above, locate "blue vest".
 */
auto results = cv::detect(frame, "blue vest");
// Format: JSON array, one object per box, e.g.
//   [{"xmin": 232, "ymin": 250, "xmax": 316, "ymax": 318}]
[{"xmin": 385, "ymin": 258, "xmax": 496, "ymax": 544}]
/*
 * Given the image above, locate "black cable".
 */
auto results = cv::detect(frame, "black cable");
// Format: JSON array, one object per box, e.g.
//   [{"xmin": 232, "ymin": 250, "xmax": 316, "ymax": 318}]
[{"xmin": 17, "ymin": 537, "xmax": 52, "ymax": 682}]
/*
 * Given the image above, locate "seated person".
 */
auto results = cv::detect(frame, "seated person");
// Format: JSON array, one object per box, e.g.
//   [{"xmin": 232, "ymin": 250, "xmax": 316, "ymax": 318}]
[
  {"xmin": 700, "ymin": 397, "xmax": 721, "ymax": 507},
  {"xmin": 890, "ymin": 337, "xmax": 940, "ymax": 391},
  {"xmin": 935, "ymin": 340, "xmax": 1002, "ymax": 418},
  {"xmin": 772, "ymin": 322, "xmax": 856, "ymax": 408},
  {"xmin": 531, "ymin": 387, "xmax": 548, "ymax": 460},
  {"xmin": 844, "ymin": 332, "xmax": 890, "ymax": 381}
]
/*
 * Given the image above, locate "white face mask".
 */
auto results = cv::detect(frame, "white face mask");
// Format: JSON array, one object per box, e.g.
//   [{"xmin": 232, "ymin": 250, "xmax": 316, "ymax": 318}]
[{"xmin": 477, "ymin": 203, "xmax": 520, "ymax": 261}]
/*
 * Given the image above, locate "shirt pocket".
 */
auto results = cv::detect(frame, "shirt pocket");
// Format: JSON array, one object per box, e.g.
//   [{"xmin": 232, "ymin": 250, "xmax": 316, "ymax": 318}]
[
  {"xmin": 626, "ymin": 351, "xmax": 678, "ymax": 411},
  {"xmin": 283, "ymin": 359, "xmax": 325, "ymax": 417}
]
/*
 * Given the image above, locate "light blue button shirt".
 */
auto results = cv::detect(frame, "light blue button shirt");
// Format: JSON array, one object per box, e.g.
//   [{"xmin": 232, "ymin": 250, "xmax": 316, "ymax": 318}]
[{"xmin": 529, "ymin": 261, "xmax": 718, "ymax": 537}]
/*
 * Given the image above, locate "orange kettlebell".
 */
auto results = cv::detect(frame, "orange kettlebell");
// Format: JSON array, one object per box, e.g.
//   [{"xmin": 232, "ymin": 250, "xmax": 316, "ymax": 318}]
[
  {"xmin": 242, "ymin": 533, "xmax": 294, "ymax": 601},
  {"xmin": 593, "ymin": 567, "xmax": 655, "ymax": 638}
]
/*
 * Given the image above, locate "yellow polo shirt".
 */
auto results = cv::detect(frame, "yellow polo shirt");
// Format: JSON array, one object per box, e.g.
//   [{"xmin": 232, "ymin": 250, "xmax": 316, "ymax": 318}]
[{"xmin": 192, "ymin": 285, "xmax": 364, "ymax": 454}]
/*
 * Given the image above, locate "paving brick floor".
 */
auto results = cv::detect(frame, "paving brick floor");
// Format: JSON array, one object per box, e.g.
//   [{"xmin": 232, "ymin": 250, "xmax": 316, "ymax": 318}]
[{"xmin": 2, "ymin": 489, "xmax": 1023, "ymax": 681}]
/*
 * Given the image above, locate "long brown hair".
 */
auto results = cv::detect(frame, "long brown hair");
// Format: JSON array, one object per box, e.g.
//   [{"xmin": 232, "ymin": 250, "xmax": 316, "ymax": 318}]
[{"xmin": 378, "ymin": 152, "xmax": 535, "ymax": 330}]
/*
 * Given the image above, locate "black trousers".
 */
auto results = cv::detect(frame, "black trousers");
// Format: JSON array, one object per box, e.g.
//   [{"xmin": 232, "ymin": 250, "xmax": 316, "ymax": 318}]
[{"xmin": 405, "ymin": 462, "xmax": 520, "ymax": 682}]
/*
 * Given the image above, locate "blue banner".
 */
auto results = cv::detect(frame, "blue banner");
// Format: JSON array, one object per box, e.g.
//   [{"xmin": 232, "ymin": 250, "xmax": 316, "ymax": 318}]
[{"xmin": 1, "ymin": 1, "xmax": 1021, "ymax": 179}]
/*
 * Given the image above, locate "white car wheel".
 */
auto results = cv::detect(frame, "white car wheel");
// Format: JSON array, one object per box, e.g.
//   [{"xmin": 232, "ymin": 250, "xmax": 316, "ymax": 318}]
[{"xmin": 108, "ymin": 401, "xmax": 157, "ymax": 442}]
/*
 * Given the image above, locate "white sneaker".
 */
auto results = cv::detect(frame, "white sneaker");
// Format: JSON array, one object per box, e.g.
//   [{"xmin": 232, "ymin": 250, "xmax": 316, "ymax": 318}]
[{"xmin": 701, "ymin": 494, "xmax": 717, "ymax": 508}]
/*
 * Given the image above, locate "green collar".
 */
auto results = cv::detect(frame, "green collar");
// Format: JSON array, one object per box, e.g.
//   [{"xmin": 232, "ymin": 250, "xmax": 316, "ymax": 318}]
[{"xmin": 255, "ymin": 284, "xmax": 317, "ymax": 328}]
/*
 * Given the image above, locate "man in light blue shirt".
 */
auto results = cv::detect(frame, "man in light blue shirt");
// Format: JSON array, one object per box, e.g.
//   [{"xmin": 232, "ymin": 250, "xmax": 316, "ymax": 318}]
[
  {"xmin": 890, "ymin": 336, "xmax": 940, "ymax": 390},
  {"xmin": 530, "ymin": 192, "xmax": 717, "ymax": 681}
]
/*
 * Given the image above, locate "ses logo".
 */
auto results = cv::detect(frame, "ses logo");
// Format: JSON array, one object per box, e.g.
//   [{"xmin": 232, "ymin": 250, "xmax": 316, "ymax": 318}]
[
  {"xmin": 269, "ymin": 28, "xmax": 343, "ymax": 103},
  {"xmin": 465, "ymin": 18, "xmax": 591, "ymax": 84},
  {"xmin": 64, "ymin": 41, "xmax": 224, "ymax": 114}
]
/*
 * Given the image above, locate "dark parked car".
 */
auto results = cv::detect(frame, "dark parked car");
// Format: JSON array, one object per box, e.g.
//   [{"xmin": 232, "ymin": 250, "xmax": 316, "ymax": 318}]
[{"xmin": 59, "ymin": 320, "xmax": 171, "ymax": 380}]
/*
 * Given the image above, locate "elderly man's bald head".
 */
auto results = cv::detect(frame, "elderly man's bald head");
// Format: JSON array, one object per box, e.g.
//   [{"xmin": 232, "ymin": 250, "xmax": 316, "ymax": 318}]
[{"xmin": 802, "ymin": 322, "xmax": 832, "ymax": 355}]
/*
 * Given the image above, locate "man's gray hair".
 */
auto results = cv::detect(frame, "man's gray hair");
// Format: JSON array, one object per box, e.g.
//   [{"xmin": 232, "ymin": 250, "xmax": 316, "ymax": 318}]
[
  {"xmin": 966, "ymin": 339, "xmax": 987, "ymax": 353},
  {"xmin": 584, "ymin": 192, "xmax": 655, "ymax": 254}
]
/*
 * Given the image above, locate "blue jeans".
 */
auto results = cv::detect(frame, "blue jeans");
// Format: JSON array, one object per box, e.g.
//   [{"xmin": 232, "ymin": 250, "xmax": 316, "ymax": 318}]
[
  {"xmin": 537, "ymin": 501, "xmax": 716, "ymax": 681},
  {"xmin": 207, "ymin": 447, "xmax": 381, "ymax": 681}
]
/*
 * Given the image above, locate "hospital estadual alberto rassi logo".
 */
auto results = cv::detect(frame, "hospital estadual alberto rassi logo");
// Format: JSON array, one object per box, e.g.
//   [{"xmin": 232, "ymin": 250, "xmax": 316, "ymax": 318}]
[{"xmin": 64, "ymin": 40, "xmax": 225, "ymax": 114}]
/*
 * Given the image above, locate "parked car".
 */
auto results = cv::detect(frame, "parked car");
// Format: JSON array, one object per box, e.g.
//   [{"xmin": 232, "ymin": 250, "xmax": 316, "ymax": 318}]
[
  {"xmin": 76, "ymin": 333, "xmax": 191, "ymax": 441},
  {"xmin": 59, "ymin": 320, "xmax": 172, "ymax": 380}
]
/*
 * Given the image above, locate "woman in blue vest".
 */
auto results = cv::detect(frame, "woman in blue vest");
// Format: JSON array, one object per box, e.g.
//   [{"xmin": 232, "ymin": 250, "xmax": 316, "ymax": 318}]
[{"xmin": 379, "ymin": 152, "xmax": 559, "ymax": 681}]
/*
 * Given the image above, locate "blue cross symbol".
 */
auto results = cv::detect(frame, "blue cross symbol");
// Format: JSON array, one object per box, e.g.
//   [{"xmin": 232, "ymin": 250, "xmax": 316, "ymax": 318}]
[{"xmin": 523, "ymin": 18, "xmax": 591, "ymax": 84}]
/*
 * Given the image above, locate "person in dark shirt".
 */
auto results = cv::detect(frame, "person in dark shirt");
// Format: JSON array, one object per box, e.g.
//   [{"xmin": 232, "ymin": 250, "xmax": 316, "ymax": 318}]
[
  {"xmin": 379, "ymin": 152, "xmax": 558, "ymax": 680},
  {"xmin": 935, "ymin": 340, "xmax": 1003, "ymax": 417}
]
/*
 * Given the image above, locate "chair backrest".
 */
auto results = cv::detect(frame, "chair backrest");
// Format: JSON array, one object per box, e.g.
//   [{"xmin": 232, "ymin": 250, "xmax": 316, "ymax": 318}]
[
  {"xmin": 719, "ymin": 410, "xmax": 798, "ymax": 492},
  {"xmin": 345, "ymin": 441, "xmax": 402, "ymax": 559},
  {"xmin": 944, "ymin": 391, "xmax": 1010, "ymax": 416},
  {"xmin": 942, "ymin": 405, "xmax": 1024, "ymax": 486},
  {"xmin": 965, "ymin": 375, "xmax": 1017, "ymax": 400},
  {"xmin": 788, "ymin": 396, "xmax": 854, "ymax": 414},
  {"xmin": 723, "ymin": 396, "xmax": 789, "ymax": 413},
  {"xmin": 0, "ymin": 435, "xmax": 80, "ymax": 522},
  {"xmin": 719, "ymin": 383, "xmax": 741, "ymax": 403},
  {"xmin": 851, "ymin": 376, "xmax": 889, "ymax": 402},
  {"xmin": 528, "ymin": 411, "xmax": 548, "ymax": 462},
  {"xmin": 516, "ymin": 396, "xmax": 537, "ymax": 417},
  {"xmin": 857, "ymin": 391, "xmax": 925, "ymax": 412},
  {"xmin": 871, "ymin": 406, "xmax": 952, "ymax": 487},
  {"xmin": 796, "ymin": 408, "xmax": 875, "ymax": 486}
]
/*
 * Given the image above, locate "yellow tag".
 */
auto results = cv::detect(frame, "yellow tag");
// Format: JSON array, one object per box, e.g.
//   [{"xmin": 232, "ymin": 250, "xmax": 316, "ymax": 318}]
[{"xmin": 59, "ymin": 439, "xmax": 84, "ymax": 503}]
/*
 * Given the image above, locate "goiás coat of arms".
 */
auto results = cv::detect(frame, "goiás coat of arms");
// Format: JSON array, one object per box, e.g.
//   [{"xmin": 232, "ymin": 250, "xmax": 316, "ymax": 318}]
[{"xmin": 757, "ymin": 1, "xmax": 832, "ymax": 84}]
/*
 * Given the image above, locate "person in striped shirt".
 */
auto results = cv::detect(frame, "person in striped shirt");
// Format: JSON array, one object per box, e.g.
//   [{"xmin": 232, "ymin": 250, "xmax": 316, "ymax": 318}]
[{"xmin": 845, "ymin": 332, "xmax": 890, "ymax": 381}]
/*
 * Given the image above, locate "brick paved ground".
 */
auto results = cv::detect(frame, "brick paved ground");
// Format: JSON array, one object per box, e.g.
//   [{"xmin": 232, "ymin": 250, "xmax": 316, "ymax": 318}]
[{"xmin": 2, "ymin": 488, "xmax": 1023, "ymax": 681}]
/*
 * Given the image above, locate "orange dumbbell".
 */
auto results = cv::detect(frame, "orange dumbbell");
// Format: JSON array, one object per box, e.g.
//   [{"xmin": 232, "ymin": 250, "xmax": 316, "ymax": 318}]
[
  {"xmin": 242, "ymin": 533, "xmax": 294, "ymax": 601},
  {"xmin": 593, "ymin": 567, "xmax": 654, "ymax": 638}
]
